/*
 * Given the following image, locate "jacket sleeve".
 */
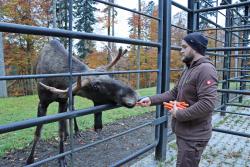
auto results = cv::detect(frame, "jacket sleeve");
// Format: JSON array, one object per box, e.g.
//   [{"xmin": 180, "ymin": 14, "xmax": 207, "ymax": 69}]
[
  {"xmin": 175, "ymin": 65, "xmax": 218, "ymax": 122},
  {"xmin": 149, "ymin": 85, "xmax": 178, "ymax": 105}
]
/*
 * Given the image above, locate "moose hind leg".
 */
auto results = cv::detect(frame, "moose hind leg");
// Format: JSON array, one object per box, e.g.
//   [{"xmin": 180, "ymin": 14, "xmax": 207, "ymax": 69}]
[
  {"xmin": 94, "ymin": 112, "xmax": 103, "ymax": 132},
  {"xmin": 72, "ymin": 105, "xmax": 80, "ymax": 137},
  {"xmin": 58, "ymin": 102, "xmax": 68, "ymax": 167},
  {"xmin": 73, "ymin": 117, "xmax": 81, "ymax": 137},
  {"xmin": 26, "ymin": 102, "xmax": 48, "ymax": 164}
]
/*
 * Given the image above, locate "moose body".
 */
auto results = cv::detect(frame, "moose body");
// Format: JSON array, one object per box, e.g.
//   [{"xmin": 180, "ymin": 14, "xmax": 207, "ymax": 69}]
[{"xmin": 27, "ymin": 40, "xmax": 138, "ymax": 166}]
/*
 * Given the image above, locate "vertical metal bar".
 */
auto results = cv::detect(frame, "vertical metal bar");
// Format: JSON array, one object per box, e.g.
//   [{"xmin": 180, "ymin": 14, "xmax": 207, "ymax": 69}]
[
  {"xmin": 136, "ymin": 0, "xmax": 141, "ymax": 89},
  {"xmin": 187, "ymin": 0, "xmax": 194, "ymax": 33},
  {"xmin": 221, "ymin": 0, "xmax": 232, "ymax": 115},
  {"xmin": 239, "ymin": 5, "xmax": 249, "ymax": 102},
  {"xmin": 154, "ymin": 0, "xmax": 163, "ymax": 154},
  {"xmin": 214, "ymin": 0, "xmax": 218, "ymax": 68},
  {"xmin": 234, "ymin": 6, "xmax": 239, "ymax": 80},
  {"xmin": 194, "ymin": 1, "xmax": 199, "ymax": 30},
  {"xmin": 155, "ymin": 0, "xmax": 171, "ymax": 161},
  {"xmin": 68, "ymin": 0, "xmax": 74, "ymax": 166},
  {"xmin": 187, "ymin": 0, "xmax": 199, "ymax": 32}
]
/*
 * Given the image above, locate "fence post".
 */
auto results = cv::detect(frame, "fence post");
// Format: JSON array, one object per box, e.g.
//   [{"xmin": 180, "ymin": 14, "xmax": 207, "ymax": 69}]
[
  {"xmin": 221, "ymin": 0, "xmax": 232, "ymax": 115},
  {"xmin": 239, "ymin": 5, "xmax": 249, "ymax": 102},
  {"xmin": 155, "ymin": 0, "xmax": 171, "ymax": 161}
]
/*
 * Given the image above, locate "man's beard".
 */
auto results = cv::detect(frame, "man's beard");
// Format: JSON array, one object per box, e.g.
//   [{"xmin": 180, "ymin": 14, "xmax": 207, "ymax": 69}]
[{"xmin": 182, "ymin": 54, "xmax": 194, "ymax": 66}]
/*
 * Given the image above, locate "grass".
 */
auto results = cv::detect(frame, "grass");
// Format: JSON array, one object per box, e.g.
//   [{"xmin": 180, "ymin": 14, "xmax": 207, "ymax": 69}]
[{"xmin": 0, "ymin": 86, "xmax": 176, "ymax": 157}]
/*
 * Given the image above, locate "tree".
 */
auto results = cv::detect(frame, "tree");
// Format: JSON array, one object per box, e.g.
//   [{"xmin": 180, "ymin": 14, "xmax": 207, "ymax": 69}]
[
  {"xmin": 0, "ymin": 32, "xmax": 7, "ymax": 97},
  {"xmin": 127, "ymin": 1, "xmax": 158, "ymax": 88},
  {"xmin": 55, "ymin": 0, "xmax": 69, "ymax": 47},
  {"xmin": 73, "ymin": 0, "xmax": 97, "ymax": 59},
  {"xmin": 0, "ymin": 0, "xmax": 51, "ymax": 96},
  {"xmin": 98, "ymin": 0, "xmax": 118, "ymax": 63},
  {"xmin": 171, "ymin": 11, "xmax": 187, "ymax": 81}
]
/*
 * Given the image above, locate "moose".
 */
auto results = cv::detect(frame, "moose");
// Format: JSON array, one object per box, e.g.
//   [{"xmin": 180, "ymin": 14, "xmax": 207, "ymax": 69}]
[{"xmin": 26, "ymin": 39, "xmax": 138, "ymax": 166}]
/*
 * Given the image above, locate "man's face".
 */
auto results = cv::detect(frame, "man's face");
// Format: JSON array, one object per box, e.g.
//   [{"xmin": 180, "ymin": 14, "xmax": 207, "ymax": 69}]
[{"xmin": 180, "ymin": 40, "xmax": 195, "ymax": 64}]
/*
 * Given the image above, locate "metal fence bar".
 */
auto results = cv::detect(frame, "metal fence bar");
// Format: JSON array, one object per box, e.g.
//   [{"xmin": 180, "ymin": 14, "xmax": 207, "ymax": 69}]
[
  {"xmin": 0, "ymin": 104, "xmax": 116, "ymax": 134},
  {"xmin": 111, "ymin": 130, "xmax": 174, "ymax": 167},
  {"xmin": 213, "ymin": 128, "xmax": 250, "ymax": 138},
  {"xmin": 172, "ymin": 1, "xmax": 192, "ymax": 12},
  {"xmin": 0, "ymin": 22, "xmax": 160, "ymax": 47},
  {"xmin": 230, "ymin": 27, "xmax": 250, "ymax": 32},
  {"xmin": 194, "ymin": 1, "xmax": 250, "ymax": 13},
  {"xmin": 171, "ymin": 24, "xmax": 190, "ymax": 31},
  {"xmin": 225, "ymin": 103, "xmax": 250, "ymax": 108},
  {"xmin": 216, "ymin": 69, "xmax": 250, "ymax": 72},
  {"xmin": 111, "ymin": 141, "xmax": 158, "ymax": 167},
  {"xmin": 229, "ymin": 54, "xmax": 250, "ymax": 57},
  {"xmin": 208, "ymin": 46, "xmax": 250, "ymax": 51},
  {"xmin": 228, "ymin": 79, "xmax": 250, "ymax": 82},
  {"xmin": 200, "ymin": 15, "xmax": 245, "ymax": 40},
  {"xmin": 217, "ymin": 89, "xmax": 250, "ymax": 95},
  {"xmin": 197, "ymin": 25, "xmax": 250, "ymax": 32},
  {"xmin": 68, "ymin": 0, "xmax": 75, "ymax": 165},
  {"xmin": 0, "ymin": 70, "xmax": 159, "ymax": 81},
  {"xmin": 171, "ymin": 44, "xmax": 250, "ymax": 54},
  {"xmin": 201, "ymin": 0, "xmax": 226, "ymax": 17},
  {"xmin": 155, "ymin": 0, "xmax": 171, "ymax": 161},
  {"xmin": 214, "ymin": 109, "xmax": 250, "ymax": 116},
  {"xmin": 93, "ymin": 0, "xmax": 160, "ymax": 20},
  {"xmin": 205, "ymin": 35, "xmax": 225, "ymax": 44}
]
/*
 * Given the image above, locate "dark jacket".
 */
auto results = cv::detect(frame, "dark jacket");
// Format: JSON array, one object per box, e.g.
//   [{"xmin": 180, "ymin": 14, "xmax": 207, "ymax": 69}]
[{"xmin": 150, "ymin": 56, "xmax": 218, "ymax": 141}]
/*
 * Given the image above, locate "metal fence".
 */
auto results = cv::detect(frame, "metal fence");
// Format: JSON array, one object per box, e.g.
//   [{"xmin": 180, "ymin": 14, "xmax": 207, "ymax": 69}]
[{"xmin": 0, "ymin": 0, "xmax": 250, "ymax": 166}]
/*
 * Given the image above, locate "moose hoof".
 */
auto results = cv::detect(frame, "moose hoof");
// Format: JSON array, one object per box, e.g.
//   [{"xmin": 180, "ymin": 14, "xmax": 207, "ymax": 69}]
[
  {"xmin": 94, "ymin": 128, "xmax": 102, "ymax": 133},
  {"xmin": 74, "ymin": 131, "xmax": 82, "ymax": 138},
  {"xmin": 59, "ymin": 158, "xmax": 67, "ymax": 167},
  {"xmin": 63, "ymin": 135, "xmax": 69, "ymax": 141},
  {"xmin": 26, "ymin": 157, "xmax": 34, "ymax": 165}
]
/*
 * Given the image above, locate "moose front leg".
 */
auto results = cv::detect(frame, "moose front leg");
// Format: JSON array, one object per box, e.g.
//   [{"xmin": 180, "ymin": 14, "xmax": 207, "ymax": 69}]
[
  {"xmin": 93, "ymin": 102, "xmax": 103, "ymax": 132},
  {"xmin": 94, "ymin": 112, "xmax": 103, "ymax": 132},
  {"xmin": 27, "ymin": 102, "xmax": 49, "ymax": 165}
]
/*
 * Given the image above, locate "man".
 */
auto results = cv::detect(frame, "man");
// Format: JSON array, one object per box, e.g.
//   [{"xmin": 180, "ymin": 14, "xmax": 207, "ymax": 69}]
[{"xmin": 137, "ymin": 32, "xmax": 218, "ymax": 167}]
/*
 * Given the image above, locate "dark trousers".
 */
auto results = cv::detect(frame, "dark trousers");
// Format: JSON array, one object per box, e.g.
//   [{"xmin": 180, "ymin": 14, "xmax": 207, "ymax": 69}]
[{"xmin": 176, "ymin": 137, "xmax": 208, "ymax": 167}]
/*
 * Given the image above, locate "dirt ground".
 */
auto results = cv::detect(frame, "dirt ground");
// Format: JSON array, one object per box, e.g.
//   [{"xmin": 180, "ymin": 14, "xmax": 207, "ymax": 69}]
[{"xmin": 0, "ymin": 112, "xmax": 159, "ymax": 167}]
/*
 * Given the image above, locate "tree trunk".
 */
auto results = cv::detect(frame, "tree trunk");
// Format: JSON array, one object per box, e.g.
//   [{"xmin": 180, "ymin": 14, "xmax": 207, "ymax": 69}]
[{"xmin": 0, "ymin": 32, "xmax": 8, "ymax": 97}]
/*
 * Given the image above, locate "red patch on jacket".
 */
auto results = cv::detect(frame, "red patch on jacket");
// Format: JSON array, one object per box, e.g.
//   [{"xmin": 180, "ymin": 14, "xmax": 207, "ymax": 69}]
[{"xmin": 207, "ymin": 80, "xmax": 212, "ymax": 85}]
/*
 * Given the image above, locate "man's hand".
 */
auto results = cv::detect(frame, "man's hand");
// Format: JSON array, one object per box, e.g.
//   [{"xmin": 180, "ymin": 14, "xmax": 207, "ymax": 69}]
[
  {"xmin": 136, "ymin": 97, "xmax": 151, "ymax": 107},
  {"xmin": 163, "ymin": 101, "xmax": 189, "ymax": 110},
  {"xmin": 169, "ymin": 108, "xmax": 177, "ymax": 118},
  {"xmin": 163, "ymin": 101, "xmax": 189, "ymax": 118}
]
